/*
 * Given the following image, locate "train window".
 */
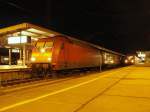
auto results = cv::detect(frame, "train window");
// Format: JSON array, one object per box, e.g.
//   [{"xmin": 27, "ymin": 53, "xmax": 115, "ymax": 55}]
[
  {"xmin": 45, "ymin": 42, "xmax": 53, "ymax": 47},
  {"xmin": 36, "ymin": 42, "xmax": 45, "ymax": 47}
]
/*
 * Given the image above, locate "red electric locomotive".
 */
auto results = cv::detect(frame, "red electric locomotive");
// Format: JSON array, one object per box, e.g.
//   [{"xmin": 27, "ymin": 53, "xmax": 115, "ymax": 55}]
[{"xmin": 31, "ymin": 35, "xmax": 123, "ymax": 75}]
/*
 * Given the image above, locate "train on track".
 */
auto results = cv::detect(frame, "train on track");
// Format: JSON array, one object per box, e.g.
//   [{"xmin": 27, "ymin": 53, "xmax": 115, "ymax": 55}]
[{"xmin": 31, "ymin": 35, "xmax": 125, "ymax": 76}]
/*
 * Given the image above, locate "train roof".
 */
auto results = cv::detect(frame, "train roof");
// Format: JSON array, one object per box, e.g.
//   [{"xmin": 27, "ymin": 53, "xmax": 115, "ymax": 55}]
[
  {"xmin": 0, "ymin": 22, "xmax": 124, "ymax": 56},
  {"xmin": 66, "ymin": 36, "xmax": 125, "ymax": 56}
]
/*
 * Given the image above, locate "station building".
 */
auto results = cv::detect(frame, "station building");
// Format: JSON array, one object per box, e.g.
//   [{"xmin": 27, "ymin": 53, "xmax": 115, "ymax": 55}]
[{"xmin": 0, "ymin": 23, "xmax": 61, "ymax": 69}]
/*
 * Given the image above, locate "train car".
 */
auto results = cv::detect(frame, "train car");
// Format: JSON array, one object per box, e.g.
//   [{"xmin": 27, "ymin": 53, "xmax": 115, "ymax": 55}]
[
  {"xmin": 31, "ymin": 35, "xmax": 124, "ymax": 74},
  {"xmin": 102, "ymin": 52, "xmax": 121, "ymax": 68}
]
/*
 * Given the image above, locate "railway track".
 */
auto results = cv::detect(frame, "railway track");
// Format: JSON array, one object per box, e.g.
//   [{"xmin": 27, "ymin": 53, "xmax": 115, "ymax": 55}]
[{"xmin": 0, "ymin": 68, "xmax": 101, "ymax": 87}]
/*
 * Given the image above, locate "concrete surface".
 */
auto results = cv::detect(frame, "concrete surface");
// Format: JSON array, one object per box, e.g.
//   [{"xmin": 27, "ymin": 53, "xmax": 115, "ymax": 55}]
[{"xmin": 0, "ymin": 66, "xmax": 150, "ymax": 112}]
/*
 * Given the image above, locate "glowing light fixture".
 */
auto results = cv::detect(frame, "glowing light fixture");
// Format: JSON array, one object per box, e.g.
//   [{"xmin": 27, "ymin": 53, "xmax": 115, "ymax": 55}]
[
  {"xmin": 125, "ymin": 59, "xmax": 128, "ymax": 63},
  {"xmin": 12, "ymin": 49, "xmax": 20, "ymax": 53},
  {"xmin": 4, "ymin": 58, "xmax": 9, "ymax": 61},
  {"xmin": 131, "ymin": 60, "xmax": 134, "ymax": 63},
  {"xmin": 31, "ymin": 37, "xmax": 38, "ymax": 41},
  {"xmin": 137, "ymin": 52, "xmax": 146, "ymax": 58},
  {"xmin": 17, "ymin": 60, "xmax": 23, "ymax": 65},
  {"xmin": 110, "ymin": 60, "xmax": 114, "ymax": 64},
  {"xmin": 8, "ymin": 36, "xmax": 28, "ymax": 44}
]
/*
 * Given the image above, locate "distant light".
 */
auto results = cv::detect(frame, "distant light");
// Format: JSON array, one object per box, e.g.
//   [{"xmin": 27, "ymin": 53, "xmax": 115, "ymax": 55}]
[
  {"xmin": 137, "ymin": 52, "xmax": 146, "ymax": 58},
  {"xmin": 17, "ymin": 60, "xmax": 23, "ymax": 65},
  {"xmin": 131, "ymin": 60, "xmax": 134, "ymax": 63},
  {"xmin": 8, "ymin": 36, "xmax": 28, "ymax": 44},
  {"xmin": 5, "ymin": 46, "xmax": 11, "ymax": 48},
  {"xmin": 125, "ymin": 59, "xmax": 128, "ymax": 63},
  {"xmin": 12, "ymin": 49, "xmax": 20, "ymax": 53},
  {"xmin": 127, "ymin": 56, "xmax": 133, "ymax": 60},
  {"xmin": 110, "ymin": 60, "xmax": 114, "ymax": 64},
  {"xmin": 4, "ymin": 58, "xmax": 9, "ymax": 61}
]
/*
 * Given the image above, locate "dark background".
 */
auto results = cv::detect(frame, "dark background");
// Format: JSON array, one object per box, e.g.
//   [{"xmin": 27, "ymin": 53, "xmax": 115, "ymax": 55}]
[{"xmin": 0, "ymin": 0, "xmax": 150, "ymax": 54}]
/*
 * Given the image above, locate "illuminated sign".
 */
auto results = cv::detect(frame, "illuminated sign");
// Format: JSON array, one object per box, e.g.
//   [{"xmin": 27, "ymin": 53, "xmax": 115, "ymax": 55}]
[
  {"xmin": 12, "ymin": 49, "xmax": 20, "ymax": 53},
  {"xmin": 8, "ymin": 36, "xmax": 30, "ymax": 44}
]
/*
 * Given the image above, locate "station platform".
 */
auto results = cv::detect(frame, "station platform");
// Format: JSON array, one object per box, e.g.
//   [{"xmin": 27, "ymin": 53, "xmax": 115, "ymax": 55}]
[
  {"xmin": 0, "ymin": 66, "xmax": 150, "ymax": 112},
  {"xmin": 135, "ymin": 63, "xmax": 150, "ymax": 67},
  {"xmin": 0, "ymin": 65, "xmax": 31, "ymax": 84},
  {"xmin": 0, "ymin": 65, "xmax": 30, "ymax": 72}
]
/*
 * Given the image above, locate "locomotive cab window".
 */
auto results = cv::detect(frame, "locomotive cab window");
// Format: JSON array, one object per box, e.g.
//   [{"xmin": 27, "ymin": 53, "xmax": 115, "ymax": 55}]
[
  {"xmin": 45, "ymin": 42, "xmax": 53, "ymax": 48},
  {"xmin": 36, "ymin": 42, "xmax": 45, "ymax": 48}
]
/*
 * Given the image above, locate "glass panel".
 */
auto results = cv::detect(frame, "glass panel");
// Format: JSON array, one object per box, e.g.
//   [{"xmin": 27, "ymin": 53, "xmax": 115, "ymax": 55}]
[
  {"xmin": 45, "ymin": 42, "xmax": 53, "ymax": 47},
  {"xmin": 36, "ymin": 42, "xmax": 45, "ymax": 47}
]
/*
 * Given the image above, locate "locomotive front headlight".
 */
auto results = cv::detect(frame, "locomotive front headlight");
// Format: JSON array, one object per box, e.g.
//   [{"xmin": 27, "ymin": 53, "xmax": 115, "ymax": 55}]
[
  {"xmin": 31, "ymin": 57, "xmax": 36, "ymax": 62},
  {"xmin": 48, "ymin": 57, "xmax": 52, "ymax": 62},
  {"xmin": 40, "ymin": 48, "xmax": 45, "ymax": 53}
]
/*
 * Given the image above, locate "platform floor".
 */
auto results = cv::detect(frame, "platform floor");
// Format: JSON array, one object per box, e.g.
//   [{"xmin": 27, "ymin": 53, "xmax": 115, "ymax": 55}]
[
  {"xmin": 0, "ymin": 65, "xmax": 29, "ymax": 72},
  {"xmin": 0, "ymin": 66, "xmax": 150, "ymax": 112}
]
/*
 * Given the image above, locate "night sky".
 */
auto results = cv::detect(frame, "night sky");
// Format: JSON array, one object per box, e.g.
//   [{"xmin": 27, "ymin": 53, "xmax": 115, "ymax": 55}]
[{"xmin": 0, "ymin": 0, "xmax": 150, "ymax": 54}]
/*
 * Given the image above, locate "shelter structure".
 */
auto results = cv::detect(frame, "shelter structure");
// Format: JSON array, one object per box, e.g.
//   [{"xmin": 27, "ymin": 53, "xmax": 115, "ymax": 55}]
[{"xmin": 0, "ymin": 23, "xmax": 61, "ymax": 66}]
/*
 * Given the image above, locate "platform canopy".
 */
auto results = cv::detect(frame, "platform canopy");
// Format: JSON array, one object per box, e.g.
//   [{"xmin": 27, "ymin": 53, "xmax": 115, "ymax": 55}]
[
  {"xmin": 0, "ymin": 23, "xmax": 61, "ymax": 46},
  {"xmin": 0, "ymin": 23, "xmax": 124, "ymax": 56}
]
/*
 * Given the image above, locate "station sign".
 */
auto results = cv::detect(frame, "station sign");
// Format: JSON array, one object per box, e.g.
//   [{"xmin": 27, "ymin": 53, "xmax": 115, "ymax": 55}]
[
  {"xmin": 8, "ymin": 36, "xmax": 31, "ymax": 44},
  {"xmin": 12, "ymin": 49, "xmax": 20, "ymax": 53}
]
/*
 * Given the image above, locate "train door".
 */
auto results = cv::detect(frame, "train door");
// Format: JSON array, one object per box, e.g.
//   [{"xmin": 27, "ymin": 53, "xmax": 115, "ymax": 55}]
[
  {"xmin": 58, "ymin": 41, "xmax": 68, "ymax": 70},
  {"xmin": 61, "ymin": 42, "xmax": 67, "ymax": 68},
  {"xmin": 99, "ymin": 51, "xmax": 102, "ymax": 71}
]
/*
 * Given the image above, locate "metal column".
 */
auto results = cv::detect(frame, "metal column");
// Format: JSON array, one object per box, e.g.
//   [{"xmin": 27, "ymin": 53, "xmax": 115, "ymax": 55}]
[
  {"xmin": 23, "ymin": 45, "xmax": 26, "ymax": 66},
  {"xmin": 20, "ymin": 48, "xmax": 22, "ymax": 61},
  {"xmin": 99, "ymin": 51, "xmax": 102, "ymax": 72},
  {"xmin": 9, "ymin": 49, "xmax": 11, "ymax": 65}
]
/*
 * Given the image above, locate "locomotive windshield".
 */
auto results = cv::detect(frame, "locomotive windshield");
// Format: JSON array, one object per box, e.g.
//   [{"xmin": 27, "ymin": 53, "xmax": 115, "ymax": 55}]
[
  {"xmin": 45, "ymin": 42, "xmax": 53, "ymax": 47},
  {"xmin": 36, "ymin": 41, "xmax": 53, "ymax": 48},
  {"xmin": 36, "ymin": 42, "xmax": 45, "ymax": 47}
]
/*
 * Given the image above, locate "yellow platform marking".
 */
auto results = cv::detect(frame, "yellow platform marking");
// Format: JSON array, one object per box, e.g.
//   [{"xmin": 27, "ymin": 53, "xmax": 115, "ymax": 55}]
[{"xmin": 0, "ymin": 76, "xmax": 102, "ymax": 112}]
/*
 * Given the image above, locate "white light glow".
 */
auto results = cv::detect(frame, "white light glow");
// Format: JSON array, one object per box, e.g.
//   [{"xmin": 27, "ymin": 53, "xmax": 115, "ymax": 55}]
[
  {"xmin": 21, "ymin": 31, "xmax": 38, "ymax": 36},
  {"xmin": 8, "ymin": 36, "xmax": 28, "ymax": 44},
  {"xmin": 137, "ymin": 52, "xmax": 146, "ymax": 58},
  {"xmin": 40, "ymin": 48, "xmax": 45, "ymax": 53},
  {"xmin": 48, "ymin": 57, "xmax": 52, "ymax": 61},
  {"xmin": 4, "ymin": 58, "xmax": 9, "ymax": 61},
  {"xmin": 12, "ymin": 49, "xmax": 20, "ymax": 53},
  {"xmin": 27, "ymin": 28, "xmax": 46, "ymax": 34},
  {"xmin": 31, "ymin": 37, "xmax": 38, "ymax": 41},
  {"xmin": 110, "ymin": 60, "xmax": 114, "ymax": 63},
  {"xmin": 125, "ymin": 59, "xmax": 128, "ymax": 63},
  {"xmin": 17, "ymin": 60, "xmax": 23, "ymax": 65},
  {"xmin": 131, "ymin": 60, "xmax": 134, "ymax": 63}
]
